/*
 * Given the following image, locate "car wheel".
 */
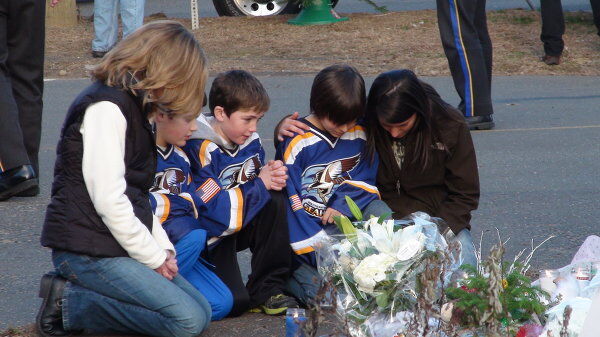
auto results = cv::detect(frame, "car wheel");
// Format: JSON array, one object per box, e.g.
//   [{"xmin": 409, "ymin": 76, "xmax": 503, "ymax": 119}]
[{"xmin": 212, "ymin": 0, "xmax": 338, "ymax": 17}]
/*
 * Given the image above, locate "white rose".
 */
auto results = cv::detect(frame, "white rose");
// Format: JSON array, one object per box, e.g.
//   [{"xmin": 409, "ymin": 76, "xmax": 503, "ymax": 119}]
[{"xmin": 353, "ymin": 253, "xmax": 397, "ymax": 294}]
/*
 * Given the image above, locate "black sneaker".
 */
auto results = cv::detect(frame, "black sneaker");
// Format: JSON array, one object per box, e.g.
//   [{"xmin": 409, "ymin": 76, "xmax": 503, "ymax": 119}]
[
  {"xmin": 260, "ymin": 294, "xmax": 299, "ymax": 315},
  {"xmin": 91, "ymin": 50, "xmax": 107, "ymax": 58},
  {"xmin": 466, "ymin": 115, "xmax": 495, "ymax": 130}
]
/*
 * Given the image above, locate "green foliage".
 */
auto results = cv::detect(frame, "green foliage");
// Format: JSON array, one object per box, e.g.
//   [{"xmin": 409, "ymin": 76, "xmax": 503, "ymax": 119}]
[
  {"xmin": 345, "ymin": 195, "xmax": 363, "ymax": 221},
  {"xmin": 446, "ymin": 259, "xmax": 549, "ymax": 328}
]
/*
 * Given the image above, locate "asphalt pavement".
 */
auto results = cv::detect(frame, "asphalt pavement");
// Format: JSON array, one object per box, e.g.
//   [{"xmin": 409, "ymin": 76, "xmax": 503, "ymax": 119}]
[{"xmin": 0, "ymin": 75, "xmax": 599, "ymax": 330}]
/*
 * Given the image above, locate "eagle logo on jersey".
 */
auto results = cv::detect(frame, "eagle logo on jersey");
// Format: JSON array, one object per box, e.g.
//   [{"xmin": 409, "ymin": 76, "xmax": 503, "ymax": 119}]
[
  {"xmin": 151, "ymin": 168, "xmax": 186, "ymax": 195},
  {"xmin": 302, "ymin": 154, "xmax": 361, "ymax": 210},
  {"xmin": 218, "ymin": 154, "xmax": 262, "ymax": 190}
]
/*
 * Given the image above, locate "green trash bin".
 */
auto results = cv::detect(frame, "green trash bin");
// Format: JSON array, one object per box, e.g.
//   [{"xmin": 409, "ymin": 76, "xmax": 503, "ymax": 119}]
[{"xmin": 288, "ymin": 0, "xmax": 348, "ymax": 26}]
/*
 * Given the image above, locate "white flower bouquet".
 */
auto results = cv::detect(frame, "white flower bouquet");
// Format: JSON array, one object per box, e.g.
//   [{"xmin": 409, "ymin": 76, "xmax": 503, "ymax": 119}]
[{"xmin": 315, "ymin": 197, "xmax": 462, "ymax": 336}]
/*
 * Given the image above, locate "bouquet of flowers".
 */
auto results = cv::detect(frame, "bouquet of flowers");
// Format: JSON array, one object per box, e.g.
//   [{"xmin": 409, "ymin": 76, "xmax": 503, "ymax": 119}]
[{"xmin": 315, "ymin": 197, "xmax": 462, "ymax": 336}]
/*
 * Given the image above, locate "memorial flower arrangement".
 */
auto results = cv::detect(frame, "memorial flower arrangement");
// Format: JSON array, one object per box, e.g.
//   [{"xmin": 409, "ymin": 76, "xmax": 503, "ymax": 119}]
[
  {"xmin": 315, "ymin": 197, "xmax": 461, "ymax": 336},
  {"xmin": 312, "ymin": 196, "xmax": 555, "ymax": 337}
]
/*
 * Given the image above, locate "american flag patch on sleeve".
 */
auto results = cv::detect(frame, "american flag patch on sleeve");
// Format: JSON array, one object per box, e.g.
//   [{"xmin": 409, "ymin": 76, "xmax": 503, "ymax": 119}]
[
  {"xmin": 197, "ymin": 178, "xmax": 220, "ymax": 203},
  {"xmin": 290, "ymin": 194, "xmax": 303, "ymax": 211}
]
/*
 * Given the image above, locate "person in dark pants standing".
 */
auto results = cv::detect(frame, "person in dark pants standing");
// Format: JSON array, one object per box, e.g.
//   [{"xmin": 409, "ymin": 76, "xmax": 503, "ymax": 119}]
[
  {"xmin": 540, "ymin": 0, "xmax": 600, "ymax": 65},
  {"xmin": 436, "ymin": 0, "xmax": 494, "ymax": 130},
  {"xmin": 0, "ymin": 0, "xmax": 57, "ymax": 201}
]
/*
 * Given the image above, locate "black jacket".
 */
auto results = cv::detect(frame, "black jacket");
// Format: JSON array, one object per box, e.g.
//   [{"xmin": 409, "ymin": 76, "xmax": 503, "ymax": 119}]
[
  {"xmin": 377, "ymin": 108, "xmax": 480, "ymax": 234},
  {"xmin": 41, "ymin": 82, "xmax": 156, "ymax": 257}
]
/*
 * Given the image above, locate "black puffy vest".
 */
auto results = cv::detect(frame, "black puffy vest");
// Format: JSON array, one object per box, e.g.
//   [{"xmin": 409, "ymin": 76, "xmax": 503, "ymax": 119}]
[{"xmin": 41, "ymin": 81, "xmax": 156, "ymax": 258}]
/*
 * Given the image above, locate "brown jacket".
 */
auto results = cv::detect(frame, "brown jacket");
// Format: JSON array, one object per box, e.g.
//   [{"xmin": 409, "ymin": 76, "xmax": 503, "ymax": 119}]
[{"xmin": 377, "ymin": 110, "xmax": 480, "ymax": 234}]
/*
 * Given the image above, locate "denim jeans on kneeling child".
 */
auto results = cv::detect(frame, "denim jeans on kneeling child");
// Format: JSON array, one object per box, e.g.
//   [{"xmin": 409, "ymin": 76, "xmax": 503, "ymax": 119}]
[{"xmin": 52, "ymin": 250, "xmax": 211, "ymax": 337}]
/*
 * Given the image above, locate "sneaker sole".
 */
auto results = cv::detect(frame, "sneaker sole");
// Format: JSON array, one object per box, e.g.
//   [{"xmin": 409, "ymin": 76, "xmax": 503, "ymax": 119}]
[
  {"xmin": 260, "ymin": 305, "xmax": 289, "ymax": 316},
  {"xmin": 0, "ymin": 178, "xmax": 38, "ymax": 201}
]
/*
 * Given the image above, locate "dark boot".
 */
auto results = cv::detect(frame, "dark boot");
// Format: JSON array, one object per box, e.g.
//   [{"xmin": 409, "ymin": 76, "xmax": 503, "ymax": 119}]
[
  {"xmin": 465, "ymin": 115, "xmax": 495, "ymax": 130},
  {"xmin": 37, "ymin": 274, "xmax": 69, "ymax": 337},
  {"xmin": 0, "ymin": 165, "xmax": 38, "ymax": 201}
]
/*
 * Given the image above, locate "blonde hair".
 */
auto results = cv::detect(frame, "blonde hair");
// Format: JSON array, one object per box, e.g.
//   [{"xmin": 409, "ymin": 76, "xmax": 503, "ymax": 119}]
[{"xmin": 92, "ymin": 20, "xmax": 208, "ymax": 117}]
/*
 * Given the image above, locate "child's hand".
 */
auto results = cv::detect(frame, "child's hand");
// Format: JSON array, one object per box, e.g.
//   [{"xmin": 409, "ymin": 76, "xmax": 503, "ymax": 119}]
[
  {"xmin": 277, "ymin": 112, "xmax": 311, "ymax": 142},
  {"xmin": 259, "ymin": 160, "xmax": 288, "ymax": 191},
  {"xmin": 322, "ymin": 207, "xmax": 342, "ymax": 225},
  {"xmin": 155, "ymin": 251, "xmax": 178, "ymax": 280},
  {"xmin": 269, "ymin": 160, "xmax": 288, "ymax": 190}
]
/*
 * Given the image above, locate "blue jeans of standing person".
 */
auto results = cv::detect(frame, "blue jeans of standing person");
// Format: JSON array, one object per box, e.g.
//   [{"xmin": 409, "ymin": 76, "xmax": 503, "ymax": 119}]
[
  {"xmin": 52, "ymin": 250, "xmax": 211, "ymax": 337},
  {"xmin": 175, "ymin": 229, "xmax": 233, "ymax": 321},
  {"xmin": 92, "ymin": 0, "xmax": 145, "ymax": 53}
]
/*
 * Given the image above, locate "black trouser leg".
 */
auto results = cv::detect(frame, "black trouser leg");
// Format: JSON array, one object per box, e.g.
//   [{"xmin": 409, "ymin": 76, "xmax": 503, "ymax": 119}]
[
  {"xmin": 0, "ymin": 1, "xmax": 31, "ymax": 172},
  {"xmin": 206, "ymin": 235, "xmax": 251, "ymax": 317},
  {"xmin": 8, "ymin": 0, "xmax": 45, "ymax": 175},
  {"xmin": 436, "ymin": 0, "xmax": 493, "ymax": 117},
  {"xmin": 474, "ymin": 0, "xmax": 492, "ymax": 90},
  {"xmin": 239, "ymin": 190, "xmax": 292, "ymax": 308},
  {"xmin": 540, "ymin": 0, "xmax": 565, "ymax": 57},
  {"xmin": 590, "ymin": 0, "xmax": 600, "ymax": 36}
]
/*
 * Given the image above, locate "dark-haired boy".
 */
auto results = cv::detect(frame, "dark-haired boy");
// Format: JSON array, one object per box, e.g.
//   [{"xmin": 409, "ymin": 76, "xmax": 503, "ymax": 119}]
[
  {"xmin": 275, "ymin": 65, "xmax": 385, "ymax": 304},
  {"xmin": 183, "ymin": 70, "xmax": 298, "ymax": 316}
]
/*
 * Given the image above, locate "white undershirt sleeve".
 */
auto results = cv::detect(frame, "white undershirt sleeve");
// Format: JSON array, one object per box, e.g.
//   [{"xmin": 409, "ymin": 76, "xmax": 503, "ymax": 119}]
[{"xmin": 80, "ymin": 101, "xmax": 168, "ymax": 269}]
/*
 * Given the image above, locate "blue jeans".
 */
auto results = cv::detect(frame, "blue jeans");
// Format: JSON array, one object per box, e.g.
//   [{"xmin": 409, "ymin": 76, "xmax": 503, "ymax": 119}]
[
  {"xmin": 92, "ymin": 0, "xmax": 145, "ymax": 52},
  {"xmin": 453, "ymin": 228, "xmax": 477, "ymax": 268},
  {"xmin": 176, "ymin": 230, "xmax": 233, "ymax": 321},
  {"xmin": 52, "ymin": 250, "xmax": 211, "ymax": 337},
  {"xmin": 286, "ymin": 262, "xmax": 321, "ymax": 306}
]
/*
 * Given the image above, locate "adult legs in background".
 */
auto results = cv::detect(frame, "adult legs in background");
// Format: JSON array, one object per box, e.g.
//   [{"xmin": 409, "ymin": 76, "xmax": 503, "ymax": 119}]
[
  {"xmin": 92, "ymin": 0, "xmax": 119, "ymax": 54},
  {"xmin": 176, "ymin": 229, "xmax": 233, "ymax": 320},
  {"xmin": 50, "ymin": 250, "xmax": 211, "ymax": 336},
  {"xmin": 0, "ymin": 0, "xmax": 43, "ymax": 200},
  {"xmin": 590, "ymin": 0, "xmax": 600, "ymax": 36},
  {"xmin": 119, "ymin": 0, "xmax": 145, "ymax": 38},
  {"xmin": 436, "ymin": 0, "xmax": 494, "ymax": 129},
  {"xmin": 540, "ymin": 0, "xmax": 565, "ymax": 65}
]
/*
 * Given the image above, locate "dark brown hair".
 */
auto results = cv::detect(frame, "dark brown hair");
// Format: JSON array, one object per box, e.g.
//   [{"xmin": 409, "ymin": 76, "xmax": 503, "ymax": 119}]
[
  {"xmin": 208, "ymin": 70, "xmax": 270, "ymax": 116},
  {"xmin": 365, "ymin": 69, "xmax": 463, "ymax": 170},
  {"xmin": 310, "ymin": 64, "xmax": 366, "ymax": 125}
]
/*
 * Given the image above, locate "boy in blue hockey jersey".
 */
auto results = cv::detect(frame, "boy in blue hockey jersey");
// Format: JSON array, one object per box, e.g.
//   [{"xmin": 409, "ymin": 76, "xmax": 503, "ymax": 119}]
[
  {"xmin": 150, "ymin": 107, "xmax": 233, "ymax": 320},
  {"xmin": 275, "ymin": 65, "xmax": 386, "ymax": 304},
  {"xmin": 183, "ymin": 70, "xmax": 298, "ymax": 316}
]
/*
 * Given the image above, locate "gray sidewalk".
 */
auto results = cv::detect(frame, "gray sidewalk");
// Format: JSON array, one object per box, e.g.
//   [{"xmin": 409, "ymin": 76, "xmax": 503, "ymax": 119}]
[{"xmin": 0, "ymin": 75, "xmax": 599, "ymax": 331}]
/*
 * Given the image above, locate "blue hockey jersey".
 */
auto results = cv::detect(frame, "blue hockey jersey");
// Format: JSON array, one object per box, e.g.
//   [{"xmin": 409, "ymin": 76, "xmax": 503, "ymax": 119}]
[
  {"xmin": 149, "ymin": 144, "xmax": 202, "ymax": 244},
  {"xmin": 183, "ymin": 114, "xmax": 271, "ymax": 243},
  {"xmin": 275, "ymin": 117, "xmax": 380, "ymax": 266}
]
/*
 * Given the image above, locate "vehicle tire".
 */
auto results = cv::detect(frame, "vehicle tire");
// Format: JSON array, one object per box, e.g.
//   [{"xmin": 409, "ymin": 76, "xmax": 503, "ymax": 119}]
[{"xmin": 212, "ymin": 0, "xmax": 338, "ymax": 17}]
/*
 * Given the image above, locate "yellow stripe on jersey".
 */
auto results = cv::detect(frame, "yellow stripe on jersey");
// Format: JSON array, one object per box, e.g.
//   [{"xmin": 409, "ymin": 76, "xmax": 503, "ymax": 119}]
[
  {"xmin": 341, "ymin": 180, "xmax": 381, "ymax": 198},
  {"xmin": 199, "ymin": 140, "xmax": 211, "ymax": 167},
  {"xmin": 159, "ymin": 194, "xmax": 170, "ymax": 224},
  {"xmin": 294, "ymin": 246, "xmax": 315, "ymax": 255},
  {"xmin": 234, "ymin": 188, "xmax": 244, "ymax": 232},
  {"xmin": 283, "ymin": 132, "xmax": 316, "ymax": 163}
]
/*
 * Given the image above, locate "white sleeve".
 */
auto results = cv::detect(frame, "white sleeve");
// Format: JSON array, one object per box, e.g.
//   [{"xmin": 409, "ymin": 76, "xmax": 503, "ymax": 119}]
[
  {"xmin": 80, "ymin": 101, "xmax": 167, "ymax": 269},
  {"xmin": 151, "ymin": 215, "xmax": 176, "ymax": 253}
]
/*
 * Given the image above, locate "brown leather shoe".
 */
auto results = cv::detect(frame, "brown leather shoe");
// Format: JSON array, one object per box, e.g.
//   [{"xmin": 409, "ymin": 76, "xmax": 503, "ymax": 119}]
[{"xmin": 542, "ymin": 54, "xmax": 561, "ymax": 65}]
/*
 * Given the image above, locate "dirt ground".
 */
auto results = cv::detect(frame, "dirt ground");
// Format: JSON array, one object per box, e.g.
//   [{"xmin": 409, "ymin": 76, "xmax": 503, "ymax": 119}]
[{"xmin": 45, "ymin": 9, "xmax": 600, "ymax": 79}]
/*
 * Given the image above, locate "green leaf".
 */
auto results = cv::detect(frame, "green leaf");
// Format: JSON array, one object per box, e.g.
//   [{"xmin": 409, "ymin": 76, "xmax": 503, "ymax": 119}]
[
  {"xmin": 375, "ymin": 292, "xmax": 389, "ymax": 308},
  {"xmin": 338, "ymin": 215, "xmax": 357, "ymax": 242},
  {"xmin": 377, "ymin": 212, "xmax": 392, "ymax": 224},
  {"xmin": 345, "ymin": 195, "xmax": 363, "ymax": 221},
  {"xmin": 333, "ymin": 215, "xmax": 344, "ymax": 232}
]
